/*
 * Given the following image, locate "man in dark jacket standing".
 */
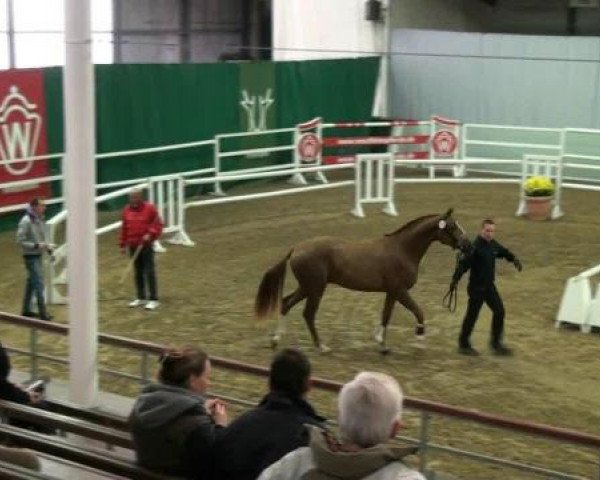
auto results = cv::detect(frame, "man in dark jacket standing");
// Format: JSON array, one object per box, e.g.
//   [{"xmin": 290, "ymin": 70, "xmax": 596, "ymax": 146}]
[
  {"xmin": 214, "ymin": 348, "xmax": 325, "ymax": 480},
  {"xmin": 119, "ymin": 189, "xmax": 163, "ymax": 310},
  {"xmin": 451, "ymin": 219, "xmax": 522, "ymax": 356}
]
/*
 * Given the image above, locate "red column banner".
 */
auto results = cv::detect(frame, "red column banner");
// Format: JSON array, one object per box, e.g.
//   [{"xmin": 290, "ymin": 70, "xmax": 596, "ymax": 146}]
[{"xmin": 0, "ymin": 69, "xmax": 51, "ymax": 209}]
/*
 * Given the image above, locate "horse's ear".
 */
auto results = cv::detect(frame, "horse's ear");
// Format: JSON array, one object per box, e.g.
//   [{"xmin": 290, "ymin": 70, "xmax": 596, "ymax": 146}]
[{"xmin": 443, "ymin": 208, "xmax": 454, "ymax": 218}]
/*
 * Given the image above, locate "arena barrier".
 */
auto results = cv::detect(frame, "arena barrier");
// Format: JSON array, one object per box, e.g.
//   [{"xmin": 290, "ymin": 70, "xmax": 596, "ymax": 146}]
[
  {"xmin": 147, "ymin": 174, "xmax": 193, "ymax": 252},
  {"xmin": 320, "ymin": 119, "xmax": 430, "ymax": 165},
  {"xmin": 6, "ymin": 116, "xmax": 600, "ymax": 305},
  {"xmin": 321, "ymin": 116, "xmax": 462, "ymax": 178},
  {"xmin": 515, "ymin": 154, "xmax": 564, "ymax": 220},
  {"xmin": 293, "ymin": 117, "xmax": 326, "ymax": 185},
  {"xmin": 213, "ymin": 117, "xmax": 326, "ymax": 195},
  {"xmin": 351, "ymin": 153, "xmax": 397, "ymax": 218},
  {"xmin": 2, "ymin": 311, "xmax": 600, "ymax": 480},
  {"xmin": 46, "ymin": 182, "xmax": 150, "ymax": 305},
  {"xmin": 556, "ymin": 264, "xmax": 600, "ymax": 333}
]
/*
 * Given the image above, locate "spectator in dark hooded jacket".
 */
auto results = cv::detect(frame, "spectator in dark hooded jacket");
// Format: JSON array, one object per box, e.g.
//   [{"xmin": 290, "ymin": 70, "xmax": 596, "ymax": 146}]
[
  {"xmin": 214, "ymin": 348, "xmax": 325, "ymax": 480},
  {"xmin": 0, "ymin": 342, "xmax": 41, "ymax": 405},
  {"xmin": 129, "ymin": 346, "xmax": 227, "ymax": 479},
  {"xmin": 0, "ymin": 342, "xmax": 56, "ymax": 434}
]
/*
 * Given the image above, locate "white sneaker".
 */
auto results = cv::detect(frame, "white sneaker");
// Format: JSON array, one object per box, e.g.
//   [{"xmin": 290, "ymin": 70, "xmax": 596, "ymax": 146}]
[
  {"xmin": 128, "ymin": 299, "xmax": 146, "ymax": 308},
  {"xmin": 145, "ymin": 300, "xmax": 159, "ymax": 311}
]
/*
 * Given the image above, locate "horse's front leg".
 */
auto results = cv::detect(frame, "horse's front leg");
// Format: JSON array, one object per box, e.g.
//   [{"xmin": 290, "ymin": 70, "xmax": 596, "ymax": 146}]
[
  {"xmin": 397, "ymin": 289, "xmax": 426, "ymax": 341},
  {"xmin": 375, "ymin": 293, "xmax": 395, "ymax": 355}
]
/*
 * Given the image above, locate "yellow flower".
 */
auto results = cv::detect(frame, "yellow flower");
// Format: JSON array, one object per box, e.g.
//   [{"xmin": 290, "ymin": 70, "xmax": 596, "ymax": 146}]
[{"xmin": 524, "ymin": 176, "xmax": 555, "ymax": 197}]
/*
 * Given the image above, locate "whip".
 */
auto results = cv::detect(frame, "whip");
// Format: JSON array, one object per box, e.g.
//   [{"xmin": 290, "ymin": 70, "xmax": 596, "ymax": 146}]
[{"xmin": 119, "ymin": 244, "xmax": 143, "ymax": 284}]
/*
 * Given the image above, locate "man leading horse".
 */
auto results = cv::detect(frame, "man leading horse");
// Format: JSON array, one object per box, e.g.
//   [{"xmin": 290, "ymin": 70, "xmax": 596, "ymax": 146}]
[
  {"xmin": 449, "ymin": 218, "xmax": 522, "ymax": 356},
  {"xmin": 255, "ymin": 209, "xmax": 472, "ymax": 354}
]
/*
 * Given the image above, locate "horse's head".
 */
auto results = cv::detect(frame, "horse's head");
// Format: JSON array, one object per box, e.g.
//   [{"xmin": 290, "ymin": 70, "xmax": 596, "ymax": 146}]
[{"xmin": 435, "ymin": 209, "xmax": 472, "ymax": 253}]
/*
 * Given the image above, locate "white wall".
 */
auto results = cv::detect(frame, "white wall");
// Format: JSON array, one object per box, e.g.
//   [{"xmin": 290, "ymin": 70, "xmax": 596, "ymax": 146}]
[
  {"xmin": 272, "ymin": 0, "xmax": 388, "ymax": 61},
  {"xmin": 390, "ymin": 29, "xmax": 600, "ymax": 128}
]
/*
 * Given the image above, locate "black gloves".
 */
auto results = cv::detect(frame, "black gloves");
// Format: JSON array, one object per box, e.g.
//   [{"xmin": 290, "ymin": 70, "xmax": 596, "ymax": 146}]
[{"xmin": 513, "ymin": 257, "xmax": 523, "ymax": 272}]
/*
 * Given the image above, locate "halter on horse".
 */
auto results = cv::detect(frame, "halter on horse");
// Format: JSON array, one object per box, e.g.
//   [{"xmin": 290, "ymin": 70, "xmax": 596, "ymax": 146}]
[{"xmin": 255, "ymin": 209, "xmax": 472, "ymax": 353}]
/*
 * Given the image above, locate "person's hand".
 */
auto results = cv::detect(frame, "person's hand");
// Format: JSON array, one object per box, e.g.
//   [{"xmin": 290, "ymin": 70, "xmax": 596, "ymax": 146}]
[
  {"xmin": 36, "ymin": 242, "xmax": 46, "ymax": 250},
  {"xmin": 513, "ymin": 258, "xmax": 523, "ymax": 272},
  {"xmin": 27, "ymin": 390, "xmax": 42, "ymax": 404},
  {"xmin": 207, "ymin": 399, "xmax": 228, "ymax": 426},
  {"xmin": 142, "ymin": 234, "xmax": 151, "ymax": 243}
]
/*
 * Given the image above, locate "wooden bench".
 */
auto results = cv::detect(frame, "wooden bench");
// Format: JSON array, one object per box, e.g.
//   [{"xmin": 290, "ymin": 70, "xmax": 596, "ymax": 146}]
[{"xmin": 0, "ymin": 423, "xmax": 179, "ymax": 480}]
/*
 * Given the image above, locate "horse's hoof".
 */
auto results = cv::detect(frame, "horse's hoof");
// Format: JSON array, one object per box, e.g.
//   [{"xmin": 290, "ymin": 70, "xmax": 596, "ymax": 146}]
[
  {"xmin": 270, "ymin": 336, "xmax": 279, "ymax": 350},
  {"xmin": 379, "ymin": 347, "xmax": 391, "ymax": 356},
  {"xmin": 319, "ymin": 344, "xmax": 331, "ymax": 354},
  {"xmin": 374, "ymin": 327, "xmax": 384, "ymax": 345},
  {"xmin": 415, "ymin": 325, "xmax": 425, "ymax": 336}
]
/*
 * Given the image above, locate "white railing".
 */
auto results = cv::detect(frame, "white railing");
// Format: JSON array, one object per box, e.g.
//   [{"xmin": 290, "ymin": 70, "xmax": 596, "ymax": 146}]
[
  {"xmin": 516, "ymin": 155, "xmax": 564, "ymax": 220},
  {"xmin": 351, "ymin": 153, "xmax": 397, "ymax": 218},
  {"xmin": 557, "ymin": 264, "xmax": 600, "ymax": 333},
  {"xmin": 5, "ymin": 117, "xmax": 600, "ymax": 307}
]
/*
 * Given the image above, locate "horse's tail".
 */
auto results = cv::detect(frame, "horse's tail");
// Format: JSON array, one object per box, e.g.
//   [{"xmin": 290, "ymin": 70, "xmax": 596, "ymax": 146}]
[{"xmin": 255, "ymin": 250, "xmax": 292, "ymax": 321}]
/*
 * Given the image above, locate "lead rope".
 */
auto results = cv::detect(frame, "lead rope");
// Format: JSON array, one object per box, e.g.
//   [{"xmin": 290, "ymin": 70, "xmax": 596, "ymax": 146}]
[{"xmin": 442, "ymin": 253, "xmax": 460, "ymax": 312}]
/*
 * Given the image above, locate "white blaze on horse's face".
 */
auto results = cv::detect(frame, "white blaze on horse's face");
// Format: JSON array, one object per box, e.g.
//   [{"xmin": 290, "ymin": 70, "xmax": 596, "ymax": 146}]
[
  {"xmin": 438, "ymin": 217, "xmax": 469, "ymax": 251},
  {"xmin": 437, "ymin": 217, "xmax": 457, "ymax": 247}
]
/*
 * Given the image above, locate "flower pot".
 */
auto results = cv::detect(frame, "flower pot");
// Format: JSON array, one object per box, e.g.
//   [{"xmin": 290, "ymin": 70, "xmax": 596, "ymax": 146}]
[{"xmin": 525, "ymin": 196, "xmax": 552, "ymax": 221}]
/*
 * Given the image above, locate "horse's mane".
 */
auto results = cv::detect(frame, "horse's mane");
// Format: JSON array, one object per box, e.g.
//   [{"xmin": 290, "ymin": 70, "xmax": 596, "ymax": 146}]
[{"xmin": 385, "ymin": 214, "xmax": 439, "ymax": 236}]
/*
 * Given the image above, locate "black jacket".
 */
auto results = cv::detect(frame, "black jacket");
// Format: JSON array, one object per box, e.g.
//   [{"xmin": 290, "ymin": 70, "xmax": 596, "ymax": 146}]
[
  {"xmin": 214, "ymin": 391, "xmax": 326, "ymax": 480},
  {"xmin": 453, "ymin": 236, "xmax": 516, "ymax": 292},
  {"xmin": 0, "ymin": 343, "xmax": 30, "ymax": 405}
]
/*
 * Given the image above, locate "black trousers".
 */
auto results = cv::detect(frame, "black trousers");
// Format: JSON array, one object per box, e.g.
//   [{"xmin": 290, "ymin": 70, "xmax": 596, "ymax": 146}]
[
  {"xmin": 130, "ymin": 245, "xmax": 158, "ymax": 301},
  {"xmin": 458, "ymin": 284, "xmax": 505, "ymax": 348}
]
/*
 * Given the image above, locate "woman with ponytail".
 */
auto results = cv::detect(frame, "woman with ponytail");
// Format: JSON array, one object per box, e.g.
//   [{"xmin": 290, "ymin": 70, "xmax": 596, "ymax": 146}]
[{"xmin": 129, "ymin": 346, "xmax": 227, "ymax": 479}]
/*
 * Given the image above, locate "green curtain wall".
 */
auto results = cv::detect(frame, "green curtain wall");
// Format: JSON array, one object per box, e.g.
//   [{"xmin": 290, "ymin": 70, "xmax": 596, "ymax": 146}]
[
  {"xmin": 0, "ymin": 57, "xmax": 380, "ymax": 229},
  {"xmin": 47, "ymin": 57, "xmax": 379, "ymax": 181}
]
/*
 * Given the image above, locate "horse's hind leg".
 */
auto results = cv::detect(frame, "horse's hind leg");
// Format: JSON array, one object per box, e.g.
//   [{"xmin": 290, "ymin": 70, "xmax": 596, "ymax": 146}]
[
  {"xmin": 281, "ymin": 289, "xmax": 306, "ymax": 316},
  {"xmin": 303, "ymin": 289, "xmax": 329, "ymax": 354},
  {"xmin": 397, "ymin": 290, "xmax": 426, "ymax": 342},
  {"xmin": 375, "ymin": 293, "xmax": 395, "ymax": 355},
  {"xmin": 271, "ymin": 289, "xmax": 307, "ymax": 349}
]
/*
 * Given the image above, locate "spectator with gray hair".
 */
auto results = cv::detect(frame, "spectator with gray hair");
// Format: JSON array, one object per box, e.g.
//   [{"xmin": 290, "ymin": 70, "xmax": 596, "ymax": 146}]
[{"xmin": 258, "ymin": 371, "xmax": 424, "ymax": 480}]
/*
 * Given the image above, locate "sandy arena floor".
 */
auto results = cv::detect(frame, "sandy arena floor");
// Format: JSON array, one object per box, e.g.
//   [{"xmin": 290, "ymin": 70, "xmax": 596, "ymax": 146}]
[{"xmin": 0, "ymin": 172, "xmax": 599, "ymax": 478}]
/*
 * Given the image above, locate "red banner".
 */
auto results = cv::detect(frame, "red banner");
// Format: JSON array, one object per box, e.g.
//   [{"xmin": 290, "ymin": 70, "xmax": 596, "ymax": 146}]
[
  {"xmin": 323, "ymin": 151, "xmax": 430, "ymax": 165},
  {"xmin": 0, "ymin": 69, "xmax": 51, "ymax": 209},
  {"xmin": 323, "ymin": 135, "xmax": 430, "ymax": 147}
]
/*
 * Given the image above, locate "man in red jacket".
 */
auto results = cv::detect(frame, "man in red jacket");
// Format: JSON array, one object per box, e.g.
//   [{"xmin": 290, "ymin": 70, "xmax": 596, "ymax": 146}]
[{"xmin": 119, "ymin": 189, "xmax": 164, "ymax": 310}]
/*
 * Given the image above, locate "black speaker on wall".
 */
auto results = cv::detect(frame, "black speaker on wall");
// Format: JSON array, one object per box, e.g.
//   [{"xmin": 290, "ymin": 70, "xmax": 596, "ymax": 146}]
[{"xmin": 365, "ymin": 0, "xmax": 383, "ymax": 22}]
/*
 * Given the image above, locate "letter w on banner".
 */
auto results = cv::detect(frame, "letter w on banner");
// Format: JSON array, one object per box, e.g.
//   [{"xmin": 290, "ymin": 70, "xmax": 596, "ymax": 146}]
[{"xmin": 0, "ymin": 70, "xmax": 51, "ymax": 209}]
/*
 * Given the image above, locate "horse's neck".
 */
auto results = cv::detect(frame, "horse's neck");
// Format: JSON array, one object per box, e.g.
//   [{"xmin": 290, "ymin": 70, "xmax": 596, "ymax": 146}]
[{"xmin": 393, "ymin": 220, "xmax": 437, "ymax": 265}]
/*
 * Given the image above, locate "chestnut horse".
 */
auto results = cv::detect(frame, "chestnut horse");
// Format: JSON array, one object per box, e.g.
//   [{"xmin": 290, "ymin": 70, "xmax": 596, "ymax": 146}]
[{"xmin": 255, "ymin": 209, "xmax": 471, "ymax": 353}]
